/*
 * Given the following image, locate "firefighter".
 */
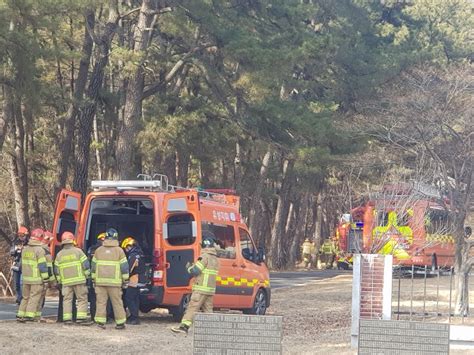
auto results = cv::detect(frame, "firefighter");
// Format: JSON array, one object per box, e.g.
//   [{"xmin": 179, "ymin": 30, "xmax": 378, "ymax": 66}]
[
  {"xmin": 91, "ymin": 228, "xmax": 129, "ymax": 329},
  {"xmin": 10, "ymin": 226, "xmax": 29, "ymax": 304},
  {"xmin": 16, "ymin": 228, "xmax": 49, "ymax": 322},
  {"xmin": 320, "ymin": 238, "xmax": 336, "ymax": 269},
  {"xmin": 301, "ymin": 238, "xmax": 313, "ymax": 268},
  {"xmin": 87, "ymin": 232, "xmax": 106, "ymax": 319},
  {"xmin": 54, "ymin": 231, "xmax": 92, "ymax": 325},
  {"xmin": 171, "ymin": 236, "xmax": 219, "ymax": 334},
  {"xmin": 121, "ymin": 236, "xmax": 146, "ymax": 325},
  {"xmin": 36, "ymin": 230, "xmax": 56, "ymax": 320}
]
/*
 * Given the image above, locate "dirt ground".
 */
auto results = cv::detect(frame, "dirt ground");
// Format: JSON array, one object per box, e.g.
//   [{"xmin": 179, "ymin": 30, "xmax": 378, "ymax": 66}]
[{"xmin": 0, "ymin": 274, "xmax": 354, "ymax": 355}]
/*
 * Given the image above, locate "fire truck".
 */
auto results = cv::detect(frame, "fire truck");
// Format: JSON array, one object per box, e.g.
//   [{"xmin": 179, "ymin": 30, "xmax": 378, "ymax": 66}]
[
  {"xmin": 336, "ymin": 182, "xmax": 455, "ymax": 269},
  {"xmin": 50, "ymin": 174, "xmax": 270, "ymax": 320}
]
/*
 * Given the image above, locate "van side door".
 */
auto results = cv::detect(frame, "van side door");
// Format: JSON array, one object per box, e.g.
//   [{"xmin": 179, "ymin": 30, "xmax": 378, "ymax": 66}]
[
  {"xmin": 51, "ymin": 189, "xmax": 82, "ymax": 257},
  {"xmin": 162, "ymin": 191, "xmax": 200, "ymax": 290}
]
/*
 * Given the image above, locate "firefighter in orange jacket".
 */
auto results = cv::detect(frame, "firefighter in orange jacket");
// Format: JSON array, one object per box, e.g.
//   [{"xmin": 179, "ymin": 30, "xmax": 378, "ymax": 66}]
[{"xmin": 171, "ymin": 236, "xmax": 219, "ymax": 334}]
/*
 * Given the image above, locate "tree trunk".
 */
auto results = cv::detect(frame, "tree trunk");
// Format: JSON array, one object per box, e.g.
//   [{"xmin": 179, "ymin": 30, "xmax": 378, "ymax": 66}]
[
  {"xmin": 176, "ymin": 148, "xmax": 189, "ymax": 187},
  {"xmin": 93, "ymin": 112, "xmax": 103, "ymax": 180},
  {"xmin": 57, "ymin": 11, "xmax": 94, "ymax": 191},
  {"xmin": 233, "ymin": 142, "xmax": 242, "ymax": 191},
  {"xmin": 269, "ymin": 158, "xmax": 295, "ymax": 269},
  {"xmin": 116, "ymin": 0, "xmax": 157, "ymax": 179},
  {"xmin": 289, "ymin": 193, "xmax": 310, "ymax": 267},
  {"xmin": 248, "ymin": 148, "xmax": 271, "ymax": 241},
  {"xmin": 6, "ymin": 89, "xmax": 29, "ymax": 228},
  {"xmin": 73, "ymin": 3, "xmax": 119, "ymax": 198},
  {"xmin": 454, "ymin": 210, "xmax": 469, "ymax": 315}
]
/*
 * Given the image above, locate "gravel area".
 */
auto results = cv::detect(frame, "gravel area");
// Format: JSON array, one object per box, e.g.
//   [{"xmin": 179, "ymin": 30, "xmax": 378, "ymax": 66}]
[{"xmin": 0, "ymin": 274, "xmax": 354, "ymax": 354}]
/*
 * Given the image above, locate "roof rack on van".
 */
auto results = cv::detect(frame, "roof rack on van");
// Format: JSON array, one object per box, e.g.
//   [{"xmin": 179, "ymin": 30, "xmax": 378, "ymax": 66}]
[{"xmin": 91, "ymin": 173, "xmax": 240, "ymax": 208}]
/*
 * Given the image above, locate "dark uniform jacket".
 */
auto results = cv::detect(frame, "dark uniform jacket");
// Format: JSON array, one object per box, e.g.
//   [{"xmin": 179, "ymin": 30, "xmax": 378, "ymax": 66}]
[{"xmin": 126, "ymin": 245, "xmax": 146, "ymax": 287}]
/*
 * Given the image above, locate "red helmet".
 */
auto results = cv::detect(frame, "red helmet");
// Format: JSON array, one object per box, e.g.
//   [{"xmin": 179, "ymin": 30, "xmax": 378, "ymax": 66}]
[
  {"xmin": 30, "ymin": 228, "xmax": 44, "ymax": 241},
  {"xmin": 61, "ymin": 231, "xmax": 75, "ymax": 245},
  {"xmin": 17, "ymin": 226, "xmax": 29, "ymax": 236}
]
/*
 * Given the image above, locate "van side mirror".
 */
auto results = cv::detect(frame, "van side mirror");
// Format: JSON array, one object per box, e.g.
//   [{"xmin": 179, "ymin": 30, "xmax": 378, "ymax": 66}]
[{"xmin": 257, "ymin": 246, "xmax": 265, "ymax": 263}]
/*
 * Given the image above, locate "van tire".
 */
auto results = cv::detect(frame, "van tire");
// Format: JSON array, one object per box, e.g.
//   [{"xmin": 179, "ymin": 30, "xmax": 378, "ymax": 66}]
[
  {"xmin": 243, "ymin": 289, "xmax": 267, "ymax": 316},
  {"xmin": 170, "ymin": 294, "xmax": 191, "ymax": 322}
]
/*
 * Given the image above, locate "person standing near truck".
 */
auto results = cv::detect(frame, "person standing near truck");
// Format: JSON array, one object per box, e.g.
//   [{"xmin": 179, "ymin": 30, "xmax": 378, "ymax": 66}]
[
  {"xmin": 87, "ymin": 232, "xmax": 106, "ymax": 319},
  {"xmin": 91, "ymin": 228, "xmax": 129, "ymax": 329},
  {"xmin": 121, "ymin": 236, "xmax": 146, "ymax": 325},
  {"xmin": 16, "ymin": 228, "xmax": 49, "ymax": 322},
  {"xmin": 10, "ymin": 226, "xmax": 29, "ymax": 304},
  {"xmin": 35, "ymin": 230, "xmax": 56, "ymax": 320},
  {"xmin": 171, "ymin": 236, "xmax": 219, "ymax": 334},
  {"xmin": 54, "ymin": 231, "xmax": 92, "ymax": 325}
]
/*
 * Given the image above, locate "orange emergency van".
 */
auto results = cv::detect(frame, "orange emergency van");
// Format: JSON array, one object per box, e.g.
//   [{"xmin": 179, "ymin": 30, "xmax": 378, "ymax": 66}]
[{"xmin": 51, "ymin": 175, "xmax": 270, "ymax": 320}]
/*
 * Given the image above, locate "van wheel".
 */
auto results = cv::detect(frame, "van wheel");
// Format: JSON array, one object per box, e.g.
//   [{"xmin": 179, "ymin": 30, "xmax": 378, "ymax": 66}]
[
  {"xmin": 243, "ymin": 289, "xmax": 267, "ymax": 315},
  {"xmin": 170, "ymin": 294, "xmax": 191, "ymax": 322}
]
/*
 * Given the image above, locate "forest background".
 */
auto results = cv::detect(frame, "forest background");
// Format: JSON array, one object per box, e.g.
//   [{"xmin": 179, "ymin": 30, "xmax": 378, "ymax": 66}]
[{"xmin": 0, "ymin": 0, "xmax": 472, "ymax": 280}]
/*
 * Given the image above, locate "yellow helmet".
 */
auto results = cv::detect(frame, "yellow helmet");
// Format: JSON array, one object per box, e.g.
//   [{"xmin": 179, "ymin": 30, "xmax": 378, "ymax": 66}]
[
  {"xmin": 121, "ymin": 237, "xmax": 135, "ymax": 249},
  {"xmin": 97, "ymin": 232, "xmax": 106, "ymax": 241}
]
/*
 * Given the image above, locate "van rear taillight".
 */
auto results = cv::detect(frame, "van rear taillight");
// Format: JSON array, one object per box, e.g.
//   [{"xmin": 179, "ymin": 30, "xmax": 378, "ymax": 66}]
[{"xmin": 153, "ymin": 248, "xmax": 164, "ymax": 282}]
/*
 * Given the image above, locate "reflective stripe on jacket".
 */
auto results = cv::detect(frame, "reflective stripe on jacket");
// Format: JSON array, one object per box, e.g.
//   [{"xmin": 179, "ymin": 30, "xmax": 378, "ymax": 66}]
[
  {"xmin": 21, "ymin": 240, "xmax": 49, "ymax": 284},
  {"xmin": 91, "ymin": 239, "xmax": 129, "ymax": 287},
  {"xmin": 54, "ymin": 244, "xmax": 90, "ymax": 286},
  {"xmin": 188, "ymin": 247, "xmax": 219, "ymax": 295}
]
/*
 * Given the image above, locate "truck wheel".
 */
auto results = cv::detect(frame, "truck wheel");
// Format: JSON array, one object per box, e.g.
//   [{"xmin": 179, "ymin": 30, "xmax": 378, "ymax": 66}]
[
  {"xmin": 170, "ymin": 294, "xmax": 191, "ymax": 322},
  {"xmin": 243, "ymin": 289, "xmax": 267, "ymax": 315}
]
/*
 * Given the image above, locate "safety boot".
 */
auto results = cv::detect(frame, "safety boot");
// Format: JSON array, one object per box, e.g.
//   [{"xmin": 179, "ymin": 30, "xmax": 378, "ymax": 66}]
[
  {"xmin": 96, "ymin": 323, "xmax": 106, "ymax": 329},
  {"xmin": 171, "ymin": 324, "xmax": 189, "ymax": 334},
  {"xmin": 76, "ymin": 319, "xmax": 94, "ymax": 326},
  {"xmin": 115, "ymin": 323, "xmax": 125, "ymax": 330}
]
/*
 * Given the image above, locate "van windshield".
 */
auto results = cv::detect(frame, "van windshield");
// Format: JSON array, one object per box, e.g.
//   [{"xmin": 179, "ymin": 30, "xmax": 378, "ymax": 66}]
[{"xmin": 85, "ymin": 198, "xmax": 154, "ymax": 258}]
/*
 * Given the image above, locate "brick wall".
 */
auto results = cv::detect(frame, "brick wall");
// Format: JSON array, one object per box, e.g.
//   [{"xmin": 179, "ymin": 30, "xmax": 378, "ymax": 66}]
[{"xmin": 359, "ymin": 256, "xmax": 385, "ymax": 319}]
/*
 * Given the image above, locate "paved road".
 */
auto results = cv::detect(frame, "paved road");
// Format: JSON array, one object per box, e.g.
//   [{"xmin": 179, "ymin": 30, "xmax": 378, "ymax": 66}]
[
  {"xmin": 270, "ymin": 269, "xmax": 348, "ymax": 289},
  {"xmin": 0, "ymin": 269, "xmax": 348, "ymax": 321},
  {"xmin": 0, "ymin": 300, "xmax": 57, "ymax": 321}
]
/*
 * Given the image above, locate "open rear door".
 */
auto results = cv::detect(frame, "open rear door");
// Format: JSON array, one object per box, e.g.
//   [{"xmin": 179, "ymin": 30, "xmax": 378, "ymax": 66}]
[
  {"xmin": 51, "ymin": 189, "xmax": 81, "ymax": 256},
  {"xmin": 162, "ymin": 191, "xmax": 200, "ymax": 290}
]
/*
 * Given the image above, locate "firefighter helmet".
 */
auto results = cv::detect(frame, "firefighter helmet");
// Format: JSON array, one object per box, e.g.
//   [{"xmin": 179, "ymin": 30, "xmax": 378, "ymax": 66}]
[
  {"xmin": 121, "ymin": 237, "xmax": 136, "ymax": 249},
  {"xmin": 105, "ymin": 228, "xmax": 119, "ymax": 240},
  {"xmin": 97, "ymin": 232, "xmax": 106, "ymax": 241},
  {"xmin": 17, "ymin": 226, "xmax": 29, "ymax": 236},
  {"xmin": 30, "ymin": 228, "xmax": 44, "ymax": 241},
  {"xmin": 61, "ymin": 231, "xmax": 75, "ymax": 245}
]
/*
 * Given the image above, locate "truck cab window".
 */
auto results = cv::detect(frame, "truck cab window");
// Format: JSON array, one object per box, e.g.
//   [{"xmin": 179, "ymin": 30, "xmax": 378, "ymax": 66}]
[
  {"xmin": 239, "ymin": 229, "xmax": 256, "ymax": 263},
  {"xmin": 202, "ymin": 222, "xmax": 236, "ymax": 259},
  {"xmin": 167, "ymin": 213, "xmax": 196, "ymax": 246}
]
